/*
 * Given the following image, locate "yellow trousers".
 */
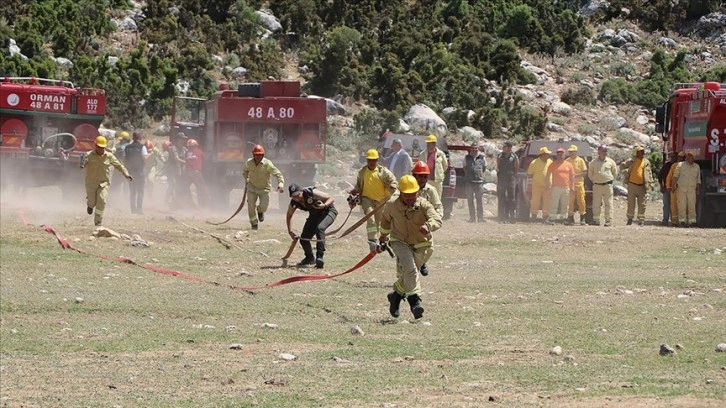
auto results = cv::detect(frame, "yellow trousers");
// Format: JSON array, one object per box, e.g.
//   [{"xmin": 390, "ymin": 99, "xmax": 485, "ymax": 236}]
[
  {"xmin": 670, "ymin": 190, "xmax": 679, "ymax": 225},
  {"xmin": 568, "ymin": 183, "xmax": 586, "ymax": 216},
  {"xmin": 530, "ymin": 185, "xmax": 550, "ymax": 218}
]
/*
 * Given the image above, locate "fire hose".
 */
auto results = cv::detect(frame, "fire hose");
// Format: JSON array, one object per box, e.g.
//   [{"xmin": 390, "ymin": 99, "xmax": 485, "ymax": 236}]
[
  {"xmin": 206, "ymin": 184, "xmax": 247, "ymax": 225},
  {"xmin": 17, "ymin": 209, "xmax": 390, "ymax": 293}
]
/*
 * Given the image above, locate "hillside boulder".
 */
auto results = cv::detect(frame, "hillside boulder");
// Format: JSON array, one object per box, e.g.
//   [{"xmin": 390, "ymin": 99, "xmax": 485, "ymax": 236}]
[{"xmin": 404, "ymin": 104, "xmax": 447, "ymax": 135}]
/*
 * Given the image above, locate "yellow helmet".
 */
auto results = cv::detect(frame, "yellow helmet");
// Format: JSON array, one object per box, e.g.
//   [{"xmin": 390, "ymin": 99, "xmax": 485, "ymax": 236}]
[
  {"xmin": 399, "ymin": 175, "xmax": 420, "ymax": 194},
  {"xmin": 366, "ymin": 149, "xmax": 379, "ymax": 160},
  {"xmin": 118, "ymin": 131, "xmax": 130, "ymax": 141},
  {"xmin": 95, "ymin": 135, "xmax": 108, "ymax": 147},
  {"xmin": 425, "ymin": 134, "xmax": 437, "ymax": 143}
]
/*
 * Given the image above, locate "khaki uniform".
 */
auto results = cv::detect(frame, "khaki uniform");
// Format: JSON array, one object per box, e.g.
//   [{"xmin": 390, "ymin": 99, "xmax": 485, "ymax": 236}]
[
  {"xmin": 588, "ymin": 156, "xmax": 618, "ymax": 224},
  {"xmin": 380, "ymin": 196, "xmax": 442, "ymax": 297},
  {"xmin": 623, "ymin": 157, "xmax": 654, "ymax": 221},
  {"xmin": 243, "ymin": 157, "xmax": 284, "ymax": 226},
  {"xmin": 84, "ymin": 150, "xmax": 130, "ymax": 226},
  {"xmin": 418, "ymin": 183, "xmax": 443, "ymax": 218},
  {"xmin": 527, "ymin": 157, "xmax": 552, "ymax": 218},
  {"xmin": 566, "ymin": 156, "xmax": 588, "ymax": 218},
  {"xmin": 673, "ymin": 162, "xmax": 701, "ymax": 224},
  {"xmin": 354, "ymin": 164, "xmax": 398, "ymax": 240},
  {"xmin": 418, "ymin": 148, "xmax": 448, "ymax": 197}
]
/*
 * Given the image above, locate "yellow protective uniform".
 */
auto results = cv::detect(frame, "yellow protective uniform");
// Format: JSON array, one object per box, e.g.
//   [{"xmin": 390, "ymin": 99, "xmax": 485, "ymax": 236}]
[
  {"xmin": 418, "ymin": 148, "xmax": 448, "ymax": 197},
  {"xmin": 84, "ymin": 150, "xmax": 130, "ymax": 226},
  {"xmin": 666, "ymin": 163, "xmax": 680, "ymax": 224},
  {"xmin": 566, "ymin": 156, "xmax": 588, "ymax": 216},
  {"xmin": 418, "ymin": 183, "xmax": 443, "ymax": 218},
  {"xmin": 380, "ymin": 196, "xmax": 442, "ymax": 297},
  {"xmin": 527, "ymin": 157, "xmax": 552, "ymax": 218},
  {"xmin": 243, "ymin": 157, "xmax": 284, "ymax": 225},
  {"xmin": 354, "ymin": 164, "xmax": 398, "ymax": 239}
]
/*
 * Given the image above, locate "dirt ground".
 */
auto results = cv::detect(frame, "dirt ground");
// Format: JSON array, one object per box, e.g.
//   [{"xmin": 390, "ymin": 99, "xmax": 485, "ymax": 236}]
[{"xmin": 1, "ymin": 184, "xmax": 725, "ymax": 407}]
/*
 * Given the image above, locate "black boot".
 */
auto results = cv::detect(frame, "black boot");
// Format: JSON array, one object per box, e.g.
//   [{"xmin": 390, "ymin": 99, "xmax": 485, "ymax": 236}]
[
  {"xmin": 407, "ymin": 294, "xmax": 424, "ymax": 319},
  {"xmin": 315, "ymin": 257, "xmax": 324, "ymax": 269},
  {"xmin": 296, "ymin": 255, "xmax": 315, "ymax": 267},
  {"xmin": 420, "ymin": 263, "xmax": 429, "ymax": 276},
  {"xmin": 387, "ymin": 291, "xmax": 403, "ymax": 318}
]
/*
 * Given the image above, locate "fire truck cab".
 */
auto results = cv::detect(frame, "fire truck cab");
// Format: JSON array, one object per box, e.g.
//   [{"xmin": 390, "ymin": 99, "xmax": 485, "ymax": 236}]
[
  {"xmin": 0, "ymin": 77, "xmax": 106, "ymax": 195},
  {"xmin": 655, "ymin": 81, "xmax": 726, "ymax": 227},
  {"xmin": 170, "ymin": 81, "xmax": 328, "ymax": 209}
]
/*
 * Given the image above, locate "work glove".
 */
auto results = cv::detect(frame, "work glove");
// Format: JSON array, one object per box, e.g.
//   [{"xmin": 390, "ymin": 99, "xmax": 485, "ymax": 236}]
[{"xmin": 277, "ymin": 182, "xmax": 284, "ymax": 193}]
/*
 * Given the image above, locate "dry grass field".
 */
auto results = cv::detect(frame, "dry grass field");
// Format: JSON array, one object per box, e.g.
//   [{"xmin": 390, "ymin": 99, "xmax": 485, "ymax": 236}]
[{"xmin": 1, "ymin": 187, "xmax": 725, "ymax": 407}]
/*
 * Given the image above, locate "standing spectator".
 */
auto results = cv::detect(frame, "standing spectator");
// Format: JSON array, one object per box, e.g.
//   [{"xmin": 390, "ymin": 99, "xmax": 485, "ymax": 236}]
[
  {"xmin": 382, "ymin": 138, "xmax": 413, "ymax": 180},
  {"xmin": 623, "ymin": 146, "xmax": 654, "ymax": 226},
  {"xmin": 243, "ymin": 144, "xmax": 285, "ymax": 230},
  {"xmin": 418, "ymin": 134, "xmax": 448, "ymax": 199},
  {"xmin": 496, "ymin": 140, "xmax": 519, "ymax": 223},
  {"xmin": 545, "ymin": 148, "xmax": 574, "ymax": 225},
  {"xmin": 124, "ymin": 132, "xmax": 149, "ymax": 214},
  {"xmin": 349, "ymin": 149, "xmax": 398, "ymax": 249},
  {"xmin": 657, "ymin": 152, "xmax": 679, "ymax": 226},
  {"xmin": 587, "ymin": 145, "xmax": 618, "ymax": 226},
  {"xmin": 185, "ymin": 139, "xmax": 210, "ymax": 209},
  {"xmin": 464, "ymin": 142, "xmax": 486, "ymax": 223},
  {"xmin": 81, "ymin": 136, "xmax": 132, "ymax": 226},
  {"xmin": 286, "ymin": 184, "xmax": 338, "ymax": 268},
  {"xmin": 380, "ymin": 175, "xmax": 442, "ymax": 320},
  {"xmin": 110, "ymin": 131, "xmax": 131, "ymax": 201},
  {"xmin": 527, "ymin": 147, "xmax": 552, "ymax": 221},
  {"xmin": 665, "ymin": 151, "xmax": 686, "ymax": 226},
  {"xmin": 411, "ymin": 161, "xmax": 442, "ymax": 277},
  {"xmin": 672, "ymin": 151, "xmax": 701, "ymax": 227},
  {"xmin": 565, "ymin": 144, "xmax": 588, "ymax": 225},
  {"xmin": 144, "ymin": 140, "xmax": 164, "ymax": 202}
]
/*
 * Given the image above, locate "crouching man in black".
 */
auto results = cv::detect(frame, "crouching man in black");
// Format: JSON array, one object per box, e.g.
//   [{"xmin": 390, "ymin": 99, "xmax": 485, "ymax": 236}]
[{"xmin": 286, "ymin": 184, "xmax": 338, "ymax": 268}]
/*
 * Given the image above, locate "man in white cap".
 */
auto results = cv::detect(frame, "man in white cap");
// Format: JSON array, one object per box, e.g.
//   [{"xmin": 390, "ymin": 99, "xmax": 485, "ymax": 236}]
[
  {"xmin": 623, "ymin": 146, "xmax": 654, "ymax": 226},
  {"xmin": 588, "ymin": 145, "xmax": 618, "ymax": 226},
  {"xmin": 527, "ymin": 146, "xmax": 552, "ymax": 221},
  {"xmin": 672, "ymin": 151, "xmax": 701, "ymax": 227}
]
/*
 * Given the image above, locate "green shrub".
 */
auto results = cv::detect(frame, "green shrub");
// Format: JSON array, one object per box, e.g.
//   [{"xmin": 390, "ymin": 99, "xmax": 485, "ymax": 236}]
[{"xmin": 561, "ymin": 86, "xmax": 595, "ymax": 106}]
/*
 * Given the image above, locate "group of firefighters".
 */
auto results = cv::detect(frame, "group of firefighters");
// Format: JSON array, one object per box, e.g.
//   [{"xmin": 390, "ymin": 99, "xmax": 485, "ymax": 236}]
[{"xmin": 80, "ymin": 131, "xmax": 702, "ymax": 321}]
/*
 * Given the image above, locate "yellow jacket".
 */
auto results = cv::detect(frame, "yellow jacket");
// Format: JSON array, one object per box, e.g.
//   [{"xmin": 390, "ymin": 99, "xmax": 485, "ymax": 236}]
[
  {"xmin": 418, "ymin": 148, "xmax": 448, "ymax": 183},
  {"xmin": 380, "ymin": 196, "xmax": 442, "ymax": 247},
  {"xmin": 84, "ymin": 150, "xmax": 130, "ymax": 185},
  {"xmin": 354, "ymin": 164, "xmax": 398, "ymax": 200},
  {"xmin": 243, "ymin": 157, "xmax": 284, "ymax": 191},
  {"xmin": 566, "ymin": 156, "xmax": 588, "ymax": 186},
  {"xmin": 527, "ymin": 157, "xmax": 552, "ymax": 188},
  {"xmin": 623, "ymin": 157, "xmax": 654, "ymax": 185}
]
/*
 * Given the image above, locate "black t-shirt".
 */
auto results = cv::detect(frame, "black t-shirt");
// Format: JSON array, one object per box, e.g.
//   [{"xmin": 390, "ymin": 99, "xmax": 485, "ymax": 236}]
[
  {"xmin": 124, "ymin": 141, "xmax": 145, "ymax": 173},
  {"xmin": 289, "ymin": 186, "xmax": 335, "ymax": 214}
]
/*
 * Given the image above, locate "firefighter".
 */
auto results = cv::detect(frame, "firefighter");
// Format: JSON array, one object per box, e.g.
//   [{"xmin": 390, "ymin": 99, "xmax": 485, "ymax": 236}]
[
  {"xmin": 565, "ymin": 144, "xmax": 588, "ymax": 225},
  {"xmin": 380, "ymin": 175, "xmax": 442, "ymax": 320},
  {"xmin": 286, "ymin": 183, "xmax": 338, "ymax": 268},
  {"xmin": 243, "ymin": 144, "xmax": 284, "ymax": 230},
  {"xmin": 124, "ymin": 132, "xmax": 149, "ymax": 214},
  {"xmin": 496, "ymin": 140, "xmax": 519, "ymax": 223},
  {"xmin": 144, "ymin": 140, "xmax": 164, "ymax": 202},
  {"xmin": 657, "ymin": 152, "xmax": 679, "ymax": 226},
  {"xmin": 672, "ymin": 151, "xmax": 701, "ymax": 227},
  {"xmin": 185, "ymin": 139, "xmax": 210, "ymax": 209},
  {"xmin": 587, "ymin": 145, "xmax": 618, "ymax": 226},
  {"xmin": 411, "ymin": 161, "xmax": 442, "ymax": 277},
  {"xmin": 348, "ymin": 149, "xmax": 398, "ymax": 249},
  {"xmin": 527, "ymin": 147, "xmax": 552, "ymax": 221},
  {"xmin": 418, "ymin": 134, "xmax": 448, "ymax": 198},
  {"xmin": 110, "ymin": 130, "xmax": 131, "ymax": 200},
  {"xmin": 545, "ymin": 148, "xmax": 575, "ymax": 225},
  {"xmin": 167, "ymin": 132, "xmax": 189, "ymax": 207},
  {"xmin": 665, "ymin": 151, "xmax": 686, "ymax": 226},
  {"xmin": 623, "ymin": 146, "xmax": 654, "ymax": 226},
  {"xmin": 81, "ymin": 136, "xmax": 132, "ymax": 226}
]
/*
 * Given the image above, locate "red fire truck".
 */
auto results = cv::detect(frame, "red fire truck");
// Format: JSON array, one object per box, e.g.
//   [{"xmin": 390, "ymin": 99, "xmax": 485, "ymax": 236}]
[
  {"xmin": 170, "ymin": 80, "xmax": 328, "ymax": 208},
  {"xmin": 655, "ymin": 81, "xmax": 726, "ymax": 227},
  {"xmin": 0, "ymin": 77, "xmax": 106, "ymax": 195}
]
